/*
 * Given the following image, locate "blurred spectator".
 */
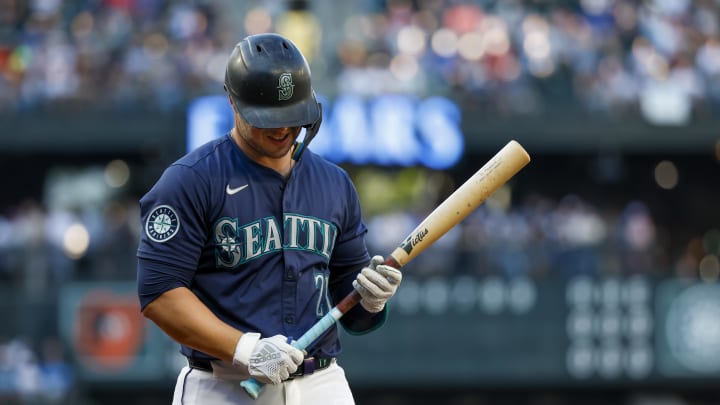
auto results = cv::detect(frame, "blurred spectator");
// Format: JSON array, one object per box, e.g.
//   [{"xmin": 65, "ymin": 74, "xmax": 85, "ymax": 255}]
[
  {"xmin": 0, "ymin": 336, "xmax": 75, "ymax": 404},
  {"xmin": 0, "ymin": 337, "xmax": 40, "ymax": 401},
  {"xmin": 37, "ymin": 336, "xmax": 74, "ymax": 404}
]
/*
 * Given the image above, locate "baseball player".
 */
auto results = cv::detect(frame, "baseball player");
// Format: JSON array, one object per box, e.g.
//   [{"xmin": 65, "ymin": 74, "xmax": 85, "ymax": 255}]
[{"xmin": 136, "ymin": 33, "xmax": 402, "ymax": 405}]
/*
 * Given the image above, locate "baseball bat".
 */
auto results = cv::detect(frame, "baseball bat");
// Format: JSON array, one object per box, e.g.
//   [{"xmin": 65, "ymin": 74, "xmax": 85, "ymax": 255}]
[{"xmin": 241, "ymin": 140, "xmax": 531, "ymax": 398}]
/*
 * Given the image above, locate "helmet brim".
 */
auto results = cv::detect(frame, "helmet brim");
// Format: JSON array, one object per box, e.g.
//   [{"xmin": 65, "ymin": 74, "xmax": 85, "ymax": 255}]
[{"xmin": 231, "ymin": 92, "xmax": 321, "ymax": 129}]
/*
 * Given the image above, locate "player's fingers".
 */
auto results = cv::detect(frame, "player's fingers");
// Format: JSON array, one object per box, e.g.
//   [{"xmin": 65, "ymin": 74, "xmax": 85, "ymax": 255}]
[
  {"xmin": 288, "ymin": 347, "xmax": 304, "ymax": 366},
  {"xmin": 278, "ymin": 367, "xmax": 289, "ymax": 382},
  {"xmin": 357, "ymin": 270, "xmax": 393, "ymax": 298},
  {"xmin": 369, "ymin": 255, "xmax": 384, "ymax": 269},
  {"xmin": 375, "ymin": 265, "xmax": 402, "ymax": 284},
  {"xmin": 352, "ymin": 279, "xmax": 368, "ymax": 295},
  {"xmin": 361, "ymin": 267, "xmax": 395, "ymax": 289},
  {"xmin": 353, "ymin": 279, "xmax": 375, "ymax": 298},
  {"xmin": 267, "ymin": 372, "xmax": 281, "ymax": 385}
]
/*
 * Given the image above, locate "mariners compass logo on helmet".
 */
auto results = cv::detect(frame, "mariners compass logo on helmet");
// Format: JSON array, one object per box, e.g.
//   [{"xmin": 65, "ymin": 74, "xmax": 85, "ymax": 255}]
[
  {"xmin": 145, "ymin": 205, "xmax": 180, "ymax": 243},
  {"xmin": 277, "ymin": 73, "xmax": 294, "ymax": 101}
]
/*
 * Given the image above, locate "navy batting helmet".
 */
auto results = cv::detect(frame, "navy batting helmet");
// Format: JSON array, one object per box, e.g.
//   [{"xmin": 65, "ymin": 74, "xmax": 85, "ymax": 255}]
[{"xmin": 224, "ymin": 33, "xmax": 321, "ymax": 129}]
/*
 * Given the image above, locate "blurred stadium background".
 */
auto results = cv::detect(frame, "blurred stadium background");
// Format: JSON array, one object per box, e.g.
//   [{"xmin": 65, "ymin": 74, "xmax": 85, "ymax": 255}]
[{"xmin": 2, "ymin": 0, "xmax": 720, "ymax": 404}]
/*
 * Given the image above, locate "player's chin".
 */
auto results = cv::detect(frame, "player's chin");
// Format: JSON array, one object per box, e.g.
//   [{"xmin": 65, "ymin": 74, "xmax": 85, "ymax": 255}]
[
  {"xmin": 263, "ymin": 142, "xmax": 294, "ymax": 158},
  {"xmin": 267, "ymin": 135, "xmax": 297, "ymax": 151}
]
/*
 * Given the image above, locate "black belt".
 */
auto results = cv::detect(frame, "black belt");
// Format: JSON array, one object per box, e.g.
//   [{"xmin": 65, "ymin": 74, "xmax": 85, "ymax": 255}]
[
  {"xmin": 290, "ymin": 357, "xmax": 334, "ymax": 378},
  {"xmin": 187, "ymin": 357, "xmax": 334, "ymax": 378},
  {"xmin": 187, "ymin": 358, "xmax": 214, "ymax": 372}
]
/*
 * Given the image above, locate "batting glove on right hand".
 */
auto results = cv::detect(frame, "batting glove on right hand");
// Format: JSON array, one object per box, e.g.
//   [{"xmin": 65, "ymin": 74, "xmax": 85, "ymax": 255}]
[
  {"xmin": 232, "ymin": 333, "xmax": 304, "ymax": 385},
  {"xmin": 353, "ymin": 255, "xmax": 402, "ymax": 313}
]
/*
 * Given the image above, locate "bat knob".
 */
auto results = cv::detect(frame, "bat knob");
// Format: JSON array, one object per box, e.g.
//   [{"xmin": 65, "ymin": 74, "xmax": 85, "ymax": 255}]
[{"xmin": 240, "ymin": 379, "xmax": 263, "ymax": 399}]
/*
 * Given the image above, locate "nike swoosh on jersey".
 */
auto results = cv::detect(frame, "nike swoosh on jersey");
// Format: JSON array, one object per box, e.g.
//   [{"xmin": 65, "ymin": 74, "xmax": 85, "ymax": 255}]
[{"xmin": 226, "ymin": 184, "xmax": 249, "ymax": 195}]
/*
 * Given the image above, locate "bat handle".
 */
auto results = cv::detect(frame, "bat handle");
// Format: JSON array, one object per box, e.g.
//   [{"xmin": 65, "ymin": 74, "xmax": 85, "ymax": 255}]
[
  {"xmin": 240, "ymin": 305, "xmax": 348, "ymax": 399},
  {"xmin": 240, "ymin": 335, "xmax": 299, "ymax": 398},
  {"xmin": 240, "ymin": 378, "xmax": 263, "ymax": 399},
  {"xmin": 383, "ymin": 256, "xmax": 401, "ymax": 268},
  {"xmin": 241, "ymin": 256, "xmax": 400, "ymax": 399}
]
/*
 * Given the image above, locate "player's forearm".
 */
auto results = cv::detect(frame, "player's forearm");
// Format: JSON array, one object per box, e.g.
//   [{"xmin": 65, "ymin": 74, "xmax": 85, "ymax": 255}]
[{"xmin": 142, "ymin": 286, "xmax": 242, "ymax": 362}]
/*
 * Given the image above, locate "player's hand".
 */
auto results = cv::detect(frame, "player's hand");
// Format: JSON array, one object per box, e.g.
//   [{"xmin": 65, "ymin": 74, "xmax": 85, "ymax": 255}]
[
  {"xmin": 232, "ymin": 333, "xmax": 304, "ymax": 384},
  {"xmin": 353, "ymin": 255, "xmax": 402, "ymax": 313}
]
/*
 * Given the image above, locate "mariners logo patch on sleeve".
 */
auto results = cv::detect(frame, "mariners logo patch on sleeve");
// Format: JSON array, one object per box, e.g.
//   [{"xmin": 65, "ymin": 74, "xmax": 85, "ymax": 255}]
[{"xmin": 145, "ymin": 205, "xmax": 180, "ymax": 242}]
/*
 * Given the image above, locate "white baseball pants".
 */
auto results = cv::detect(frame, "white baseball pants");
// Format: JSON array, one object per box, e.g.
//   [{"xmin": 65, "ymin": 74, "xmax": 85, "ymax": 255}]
[{"xmin": 172, "ymin": 361, "xmax": 355, "ymax": 405}]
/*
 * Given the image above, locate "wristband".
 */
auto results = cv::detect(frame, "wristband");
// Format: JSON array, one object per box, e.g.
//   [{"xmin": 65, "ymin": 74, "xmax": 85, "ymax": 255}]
[{"xmin": 233, "ymin": 332, "xmax": 261, "ymax": 366}]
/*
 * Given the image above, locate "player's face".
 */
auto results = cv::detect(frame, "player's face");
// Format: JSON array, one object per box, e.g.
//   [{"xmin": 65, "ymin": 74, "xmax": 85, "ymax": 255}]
[{"xmin": 235, "ymin": 113, "xmax": 302, "ymax": 160}]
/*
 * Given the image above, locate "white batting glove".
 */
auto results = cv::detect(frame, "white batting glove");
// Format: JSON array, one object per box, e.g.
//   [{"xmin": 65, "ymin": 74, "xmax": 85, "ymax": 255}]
[
  {"xmin": 353, "ymin": 255, "xmax": 402, "ymax": 313},
  {"xmin": 232, "ymin": 333, "xmax": 304, "ymax": 385}
]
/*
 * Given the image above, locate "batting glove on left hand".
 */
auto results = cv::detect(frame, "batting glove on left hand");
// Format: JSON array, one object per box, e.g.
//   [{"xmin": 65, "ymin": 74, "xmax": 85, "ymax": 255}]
[
  {"xmin": 232, "ymin": 333, "xmax": 303, "ymax": 385},
  {"xmin": 353, "ymin": 255, "xmax": 402, "ymax": 313}
]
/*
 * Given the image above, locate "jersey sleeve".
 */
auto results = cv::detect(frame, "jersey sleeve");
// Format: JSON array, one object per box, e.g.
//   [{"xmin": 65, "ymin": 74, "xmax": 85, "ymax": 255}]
[
  {"xmin": 328, "ymin": 171, "xmax": 387, "ymax": 334},
  {"xmin": 136, "ymin": 164, "xmax": 210, "ymax": 310}
]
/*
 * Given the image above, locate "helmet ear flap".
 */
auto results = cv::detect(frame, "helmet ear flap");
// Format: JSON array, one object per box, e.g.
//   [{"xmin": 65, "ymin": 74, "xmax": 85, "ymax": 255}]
[
  {"xmin": 292, "ymin": 102, "xmax": 322, "ymax": 161},
  {"xmin": 304, "ymin": 102, "xmax": 323, "ymax": 133}
]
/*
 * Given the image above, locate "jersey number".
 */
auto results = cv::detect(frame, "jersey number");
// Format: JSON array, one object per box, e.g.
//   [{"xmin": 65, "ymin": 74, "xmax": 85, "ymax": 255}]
[{"xmin": 314, "ymin": 272, "xmax": 332, "ymax": 317}]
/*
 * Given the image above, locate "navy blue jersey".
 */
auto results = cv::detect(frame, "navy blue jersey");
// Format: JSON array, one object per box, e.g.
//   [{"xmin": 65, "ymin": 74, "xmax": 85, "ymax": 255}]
[{"xmin": 137, "ymin": 133, "xmax": 384, "ymax": 361}]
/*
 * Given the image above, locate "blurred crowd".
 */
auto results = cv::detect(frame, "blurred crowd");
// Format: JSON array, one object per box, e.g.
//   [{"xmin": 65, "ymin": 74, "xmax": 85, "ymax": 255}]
[
  {"xmin": 1, "ymin": 0, "xmax": 719, "ymax": 120},
  {"xmin": 0, "ymin": 336, "xmax": 74, "ymax": 404},
  {"xmin": 0, "ymin": 196, "xmax": 140, "ymax": 294},
  {"xmin": 367, "ymin": 191, "xmax": 716, "ymax": 281},
  {"xmin": 336, "ymin": 0, "xmax": 720, "ymax": 121},
  {"xmin": 0, "ymin": 188, "xmax": 712, "ymax": 294},
  {"xmin": 0, "ymin": 0, "xmax": 234, "ymax": 111}
]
